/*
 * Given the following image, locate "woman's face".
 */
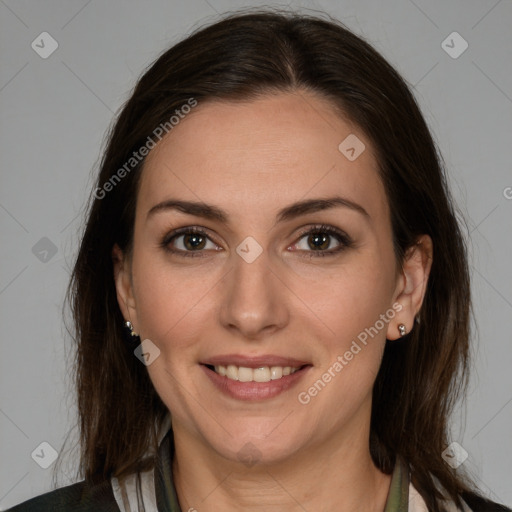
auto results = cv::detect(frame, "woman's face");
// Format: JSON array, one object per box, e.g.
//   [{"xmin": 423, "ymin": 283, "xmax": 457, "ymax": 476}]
[{"xmin": 114, "ymin": 90, "xmax": 427, "ymax": 465}]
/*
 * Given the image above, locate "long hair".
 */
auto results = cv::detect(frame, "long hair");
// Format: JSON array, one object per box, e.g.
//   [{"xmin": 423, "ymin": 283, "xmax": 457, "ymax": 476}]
[{"xmin": 63, "ymin": 9, "xmax": 478, "ymax": 510}]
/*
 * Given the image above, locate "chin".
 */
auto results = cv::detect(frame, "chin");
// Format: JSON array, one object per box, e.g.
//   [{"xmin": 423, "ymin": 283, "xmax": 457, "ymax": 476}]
[{"xmin": 207, "ymin": 427, "xmax": 306, "ymax": 467}]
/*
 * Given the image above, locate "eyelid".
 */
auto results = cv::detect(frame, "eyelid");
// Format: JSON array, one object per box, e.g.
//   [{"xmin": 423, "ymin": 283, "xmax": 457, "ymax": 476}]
[{"xmin": 293, "ymin": 223, "xmax": 348, "ymax": 240}]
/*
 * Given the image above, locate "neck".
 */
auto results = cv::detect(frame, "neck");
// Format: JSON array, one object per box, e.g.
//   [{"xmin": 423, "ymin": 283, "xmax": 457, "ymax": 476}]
[{"xmin": 171, "ymin": 410, "xmax": 392, "ymax": 511}]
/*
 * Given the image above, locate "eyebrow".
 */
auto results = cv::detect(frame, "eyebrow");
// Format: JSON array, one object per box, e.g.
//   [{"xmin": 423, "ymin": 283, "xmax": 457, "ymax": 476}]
[{"xmin": 146, "ymin": 196, "xmax": 370, "ymax": 224}]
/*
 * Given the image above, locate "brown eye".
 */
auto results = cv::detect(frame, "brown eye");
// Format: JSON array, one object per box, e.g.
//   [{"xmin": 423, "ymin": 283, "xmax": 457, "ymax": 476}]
[
  {"xmin": 291, "ymin": 224, "xmax": 353, "ymax": 257},
  {"xmin": 305, "ymin": 232, "xmax": 332, "ymax": 251},
  {"xmin": 181, "ymin": 232, "xmax": 207, "ymax": 251},
  {"xmin": 161, "ymin": 227, "xmax": 219, "ymax": 257}
]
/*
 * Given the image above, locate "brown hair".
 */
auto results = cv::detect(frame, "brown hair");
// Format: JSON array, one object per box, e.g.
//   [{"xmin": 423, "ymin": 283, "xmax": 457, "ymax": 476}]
[{"xmin": 61, "ymin": 8, "xmax": 482, "ymax": 510}]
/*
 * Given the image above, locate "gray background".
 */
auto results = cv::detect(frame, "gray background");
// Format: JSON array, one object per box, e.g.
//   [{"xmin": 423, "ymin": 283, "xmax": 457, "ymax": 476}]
[{"xmin": 1, "ymin": 0, "xmax": 511, "ymax": 509}]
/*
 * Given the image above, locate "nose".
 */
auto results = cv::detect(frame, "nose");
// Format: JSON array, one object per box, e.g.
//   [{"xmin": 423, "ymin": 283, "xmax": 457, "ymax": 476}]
[{"xmin": 218, "ymin": 244, "xmax": 289, "ymax": 341}]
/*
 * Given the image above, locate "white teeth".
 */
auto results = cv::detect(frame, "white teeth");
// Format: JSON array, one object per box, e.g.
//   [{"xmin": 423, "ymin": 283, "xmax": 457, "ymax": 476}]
[
  {"xmin": 226, "ymin": 365, "xmax": 238, "ymax": 380},
  {"xmin": 213, "ymin": 365, "xmax": 300, "ymax": 382},
  {"xmin": 270, "ymin": 366, "xmax": 283, "ymax": 380},
  {"xmin": 238, "ymin": 366, "xmax": 253, "ymax": 382},
  {"xmin": 253, "ymin": 367, "xmax": 270, "ymax": 382}
]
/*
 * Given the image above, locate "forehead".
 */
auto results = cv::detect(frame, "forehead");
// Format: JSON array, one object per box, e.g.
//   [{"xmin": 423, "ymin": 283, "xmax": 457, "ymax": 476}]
[{"xmin": 137, "ymin": 91, "xmax": 387, "ymax": 226}]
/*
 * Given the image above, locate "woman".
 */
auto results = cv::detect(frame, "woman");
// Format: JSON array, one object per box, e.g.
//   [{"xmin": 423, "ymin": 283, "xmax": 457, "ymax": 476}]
[{"xmin": 7, "ymin": 9, "xmax": 511, "ymax": 512}]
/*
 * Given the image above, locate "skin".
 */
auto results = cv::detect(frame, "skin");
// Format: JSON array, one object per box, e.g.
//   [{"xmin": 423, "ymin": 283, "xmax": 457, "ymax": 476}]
[{"xmin": 113, "ymin": 90, "xmax": 433, "ymax": 511}]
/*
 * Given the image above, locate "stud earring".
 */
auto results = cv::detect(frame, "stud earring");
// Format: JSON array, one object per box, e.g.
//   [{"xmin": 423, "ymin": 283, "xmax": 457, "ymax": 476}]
[
  {"xmin": 125, "ymin": 321, "xmax": 139, "ymax": 337},
  {"xmin": 398, "ymin": 324, "xmax": 407, "ymax": 337}
]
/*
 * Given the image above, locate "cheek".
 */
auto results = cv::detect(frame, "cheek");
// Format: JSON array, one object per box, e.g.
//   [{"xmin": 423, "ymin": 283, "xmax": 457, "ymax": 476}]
[
  {"xmin": 130, "ymin": 255, "xmax": 212, "ymax": 418},
  {"xmin": 295, "ymin": 255, "xmax": 396, "ymax": 412},
  {"xmin": 130, "ymin": 252, "xmax": 209, "ymax": 350},
  {"xmin": 298, "ymin": 255, "xmax": 396, "ymax": 344},
  {"xmin": 294, "ymin": 267, "xmax": 393, "ymax": 425}
]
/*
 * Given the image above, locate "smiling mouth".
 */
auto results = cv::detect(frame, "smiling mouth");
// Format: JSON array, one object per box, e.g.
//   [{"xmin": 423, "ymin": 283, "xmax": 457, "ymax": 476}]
[{"xmin": 204, "ymin": 364, "xmax": 308, "ymax": 382}]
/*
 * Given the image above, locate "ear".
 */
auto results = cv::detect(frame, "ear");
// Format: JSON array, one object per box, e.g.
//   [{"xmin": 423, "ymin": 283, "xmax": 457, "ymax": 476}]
[
  {"xmin": 386, "ymin": 234, "xmax": 433, "ymax": 340},
  {"xmin": 112, "ymin": 243, "xmax": 138, "ymax": 331}
]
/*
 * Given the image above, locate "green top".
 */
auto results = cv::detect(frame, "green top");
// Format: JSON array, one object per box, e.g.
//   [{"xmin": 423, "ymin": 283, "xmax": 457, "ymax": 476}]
[{"xmin": 384, "ymin": 457, "xmax": 409, "ymax": 512}]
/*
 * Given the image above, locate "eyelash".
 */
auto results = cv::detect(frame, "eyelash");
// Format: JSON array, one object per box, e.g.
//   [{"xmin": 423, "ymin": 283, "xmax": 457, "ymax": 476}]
[{"xmin": 160, "ymin": 224, "xmax": 354, "ymax": 259}]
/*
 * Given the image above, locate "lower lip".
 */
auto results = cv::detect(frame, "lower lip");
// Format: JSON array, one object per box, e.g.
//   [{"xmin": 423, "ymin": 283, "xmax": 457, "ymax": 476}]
[{"xmin": 201, "ymin": 364, "xmax": 311, "ymax": 401}]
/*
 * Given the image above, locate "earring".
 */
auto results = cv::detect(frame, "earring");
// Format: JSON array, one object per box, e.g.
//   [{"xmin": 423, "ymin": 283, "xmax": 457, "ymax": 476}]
[
  {"xmin": 125, "ymin": 321, "xmax": 139, "ymax": 337},
  {"xmin": 398, "ymin": 324, "xmax": 407, "ymax": 337}
]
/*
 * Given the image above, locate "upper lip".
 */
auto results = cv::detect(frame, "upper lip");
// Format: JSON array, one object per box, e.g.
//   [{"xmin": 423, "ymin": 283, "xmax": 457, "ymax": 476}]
[{"xmin": 201, "ymin": 354, "xmax": 311, "ymax": 368}]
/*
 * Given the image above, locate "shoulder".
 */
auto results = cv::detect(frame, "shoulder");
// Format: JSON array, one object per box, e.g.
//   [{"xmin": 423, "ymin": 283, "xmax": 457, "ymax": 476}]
[
  {"xmin": 459, "ymin": 491, "xmax": 512, "ymax": 512},
  {"xmin": 410, "ymin": 482, "xmax": 511, "ymax": 512},
  {"xmin": 5, "ymin": 479, "xmax": 119, "ymax": 512}
]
